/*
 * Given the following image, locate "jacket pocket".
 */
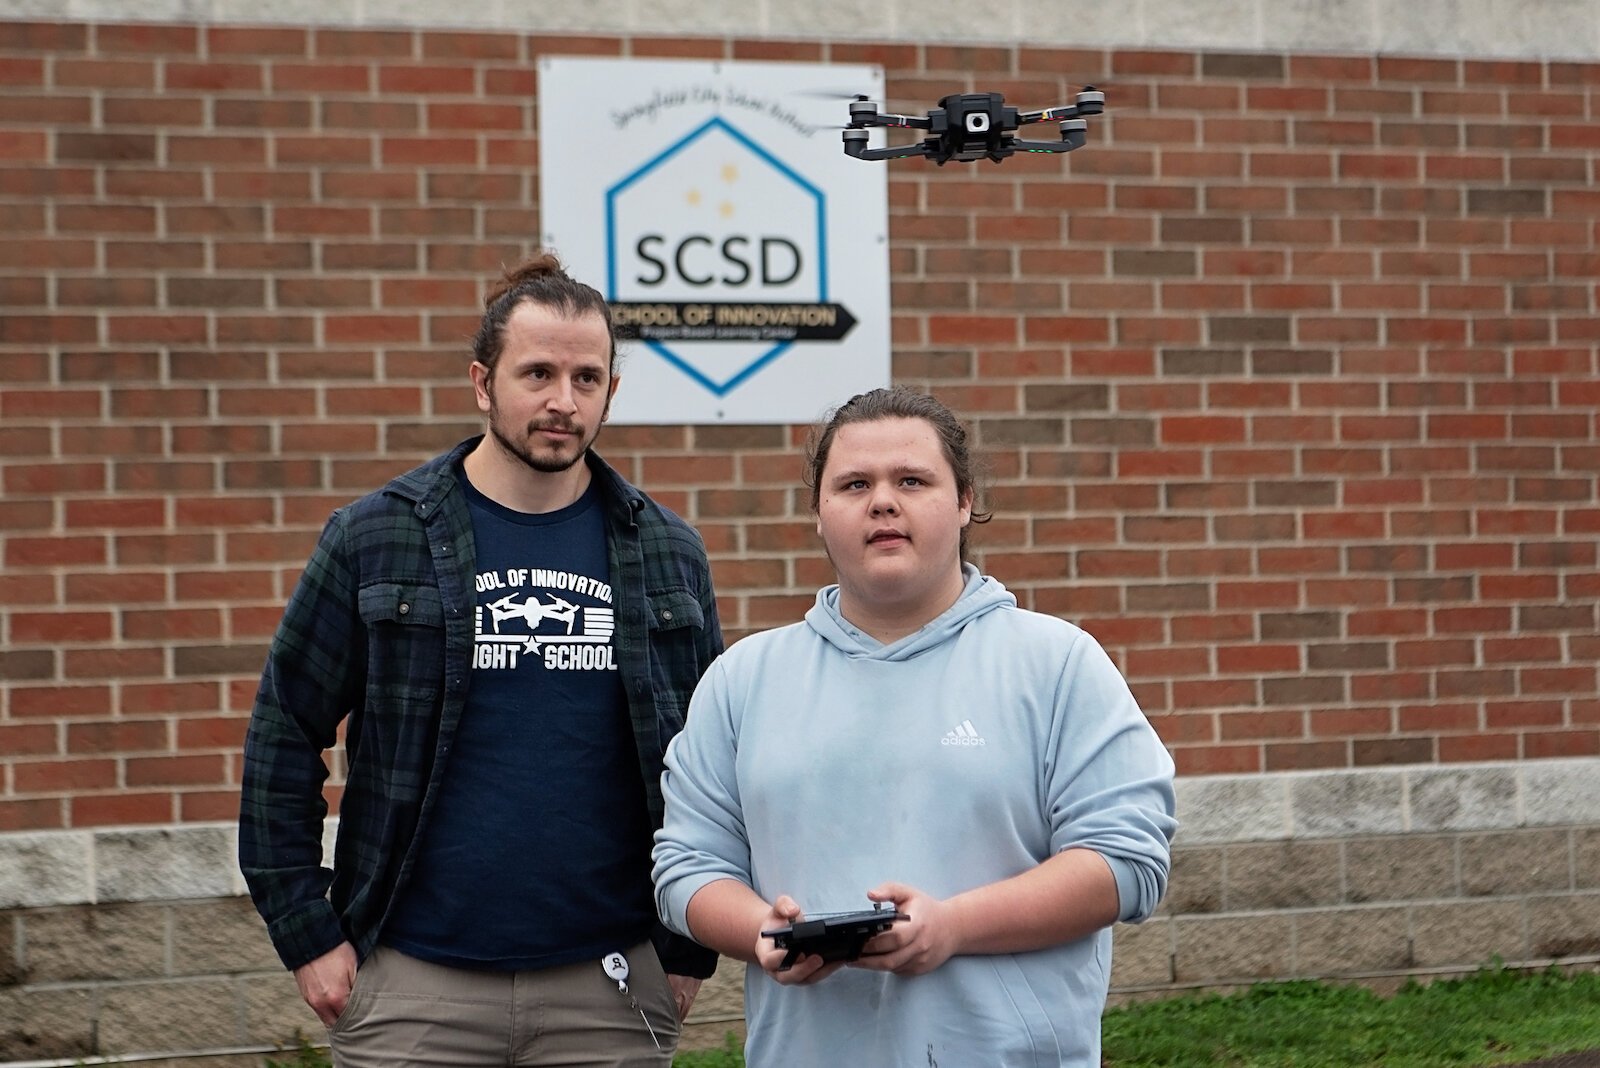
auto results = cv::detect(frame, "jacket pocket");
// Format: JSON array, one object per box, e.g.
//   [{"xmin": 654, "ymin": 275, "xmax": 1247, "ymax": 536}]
[
  {"xmin": 645, "ymin": 587, "xmax": 703, "ymax": 633},
  {"xmin": 358, "ymin": 582, "xmax": 445, "ymax": 627},
  {"xmin": 645, "ymin": 587, "xmax": 704, "ymax": 732},
  {"xmin": 356, "ymin": 582, "xmax": 446, "ymax": 697}
]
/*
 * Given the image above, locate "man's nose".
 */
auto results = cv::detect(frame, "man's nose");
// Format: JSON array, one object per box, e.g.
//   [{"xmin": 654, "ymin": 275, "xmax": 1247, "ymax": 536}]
[
  {"xmin": 547, "ymin": 379, "xmax": 579, "ymax": 413},
  {"xmin": 869, "ymin": 488, "xmax": 899, "ymax": 515}
]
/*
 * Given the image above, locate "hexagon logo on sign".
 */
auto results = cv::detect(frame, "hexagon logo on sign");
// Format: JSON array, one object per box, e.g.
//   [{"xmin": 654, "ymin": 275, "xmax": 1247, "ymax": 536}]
[
  {"xmin": 539, "ymin": 57, "xmax": 889, "ymax": 424},
  {"xmin": 607, "ymin": 117, "xmax": 847, "ymax": 396}
]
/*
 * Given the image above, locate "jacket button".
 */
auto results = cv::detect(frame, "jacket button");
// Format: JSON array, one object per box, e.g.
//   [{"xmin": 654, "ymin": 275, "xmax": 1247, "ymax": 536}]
[
  {"xmin": 661, "ymin": 609, "xmax": 674, "ymax": 622},
  {"xmin": 398, "ymin": 603, "xmax": 410, "ymax": 615}
]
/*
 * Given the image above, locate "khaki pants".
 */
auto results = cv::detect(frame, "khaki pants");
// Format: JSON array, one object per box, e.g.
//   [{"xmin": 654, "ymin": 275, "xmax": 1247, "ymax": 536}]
[{"xmin": 329, "ymin": 942, "xmax": 680, "ymax": 1067}]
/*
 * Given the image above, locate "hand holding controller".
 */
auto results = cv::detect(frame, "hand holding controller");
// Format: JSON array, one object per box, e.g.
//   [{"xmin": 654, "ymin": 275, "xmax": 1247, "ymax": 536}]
[{"xmin": 761, "ymin": 902, "xmax": 909, "ymax": 971}]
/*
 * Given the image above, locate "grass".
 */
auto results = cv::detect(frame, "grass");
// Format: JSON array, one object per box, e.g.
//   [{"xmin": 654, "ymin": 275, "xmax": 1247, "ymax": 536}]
[
  {"xmin": 1099, "ymin": 965, "xmax": 1600, "ymax": 1068},
  {"xmin": 265, "ymin": 964, "xmax": 1600, "ymax": 1068},
  {"xmin": 675, "ymin": 1030, "xmax": 747, "ymax": 1066},
  {"xmin": 674, "ymin": 965, "xmax": 1600, "ymax": 1068}
]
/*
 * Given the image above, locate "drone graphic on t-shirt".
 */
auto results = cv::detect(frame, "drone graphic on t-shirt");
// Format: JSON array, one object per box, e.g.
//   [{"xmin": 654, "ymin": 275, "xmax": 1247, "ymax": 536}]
[
  {"xmin": 472, "ymin": 568, "xmax": 617, "ymax": 671},
  {"xmin": 487, "ymin": 593, "xmax": 579, "ymax": 635}
]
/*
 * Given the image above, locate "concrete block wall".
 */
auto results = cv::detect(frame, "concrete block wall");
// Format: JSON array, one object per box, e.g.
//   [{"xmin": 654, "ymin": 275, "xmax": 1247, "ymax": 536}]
[
  {"xmin": 4, "ymin": 758, "xmax": 1596, "ymax": 1060},
  {"xmin": 1120, "ymin": 756, "xmax": 1600, "ymax": 993},
  {"xmin": 0, "ymin": 826, "xmax": 309, "ymax": 1061}
]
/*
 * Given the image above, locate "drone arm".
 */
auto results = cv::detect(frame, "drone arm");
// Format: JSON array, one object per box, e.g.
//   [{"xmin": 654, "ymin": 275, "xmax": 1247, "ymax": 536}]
[
  {"xmin": 1006, "ymin": 134, "xmax": 1087, "ymax": 154},
  {"xmin": 1018, "ymin": 106, "xmax": 1076, "ymax": 125},
  {"xmin": 844, "ymin": 140, "xmax": 934, "ymax": 161},
  {"xmin": 1018, "ymin": 87, "xmax": 1106, "ymax": 126},
  {"xmin": 858, "ymin": 111, "xmax": 931, "ymax": 130}
]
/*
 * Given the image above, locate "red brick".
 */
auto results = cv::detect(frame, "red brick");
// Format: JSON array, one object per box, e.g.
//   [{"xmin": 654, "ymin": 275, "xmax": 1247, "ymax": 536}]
[
  {"xmin": 208, "ymin": 26, "xmax": 309, "ymax": 56},
  {"xmin": 1439, "ymin": 734, "xmax": 1519, "ymax": 763},
  {"xmin": 126, "ymin": 754, "xmax": 225, "ymax": 787},
  {"xmin": 323, "ymin": 314, "xmax": 423, "ymax": 343},
  {"xmin": 64, "ymin": 572, "xmax": 167, "ymax": 603},
  {"xmin": 1174, "ymin": 746, "xmax": 1262, "ymax": 775},
  {"xmin": 1525, "ymin": 731, "xmax": 1600, "ymax": 758},
  {"xmin": 428, "ymin": 101, "xmax": 525, "ymax": 131},
  {"xmin": 178, "ymin": 791, "xmax": 244, "ymax": 822},
  {"xmin": 377, "ymin": 64, "xmax": 475, "ymax": 94},
  {"xmin": 165, "ymin": 61, "xmax": 263, "ymax": 91},
  {"xmin": 14, "ymin": 759, "xmax": 118, "ymax": 792},
  {"xmin": 120, "ymin": 681, "xmax": 222, "ymax": 716},
  {"xmin": 116, "ymin": 533, "xmax": 217, "ymax": 565},
  {"xmin": 272, "ymin": 61, "xmax": 370, "ymax": 92},
  {"xmin": 104, "ymin": 96, "xmax": 204, "ymax": 127},
  {"xmin": 10, "ymin": 684, "xmax": 111, "ymax": 716},
  {"xmin": 70, "ymin": 792, "xmax": 174, "ymax": 827},
  {"xmin": 55, "ymin": 59, "xmax": 155, "ymax": 91},
  {"xmin": 174, "ymin": 570, "xmax": 277, "ymax": 602}
]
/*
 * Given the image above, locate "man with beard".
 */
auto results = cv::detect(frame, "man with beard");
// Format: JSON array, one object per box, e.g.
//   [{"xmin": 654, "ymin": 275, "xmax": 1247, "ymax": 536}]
[{"xmin": 240, "ymin": 254, "xmax": 721, "ymax": 1067}]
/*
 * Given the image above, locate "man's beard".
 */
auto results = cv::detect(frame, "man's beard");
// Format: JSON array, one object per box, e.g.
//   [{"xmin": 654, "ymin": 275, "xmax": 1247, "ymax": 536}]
[{"xmin": 486, "ymin": 407, "xmax": 602, "ymax": 474}]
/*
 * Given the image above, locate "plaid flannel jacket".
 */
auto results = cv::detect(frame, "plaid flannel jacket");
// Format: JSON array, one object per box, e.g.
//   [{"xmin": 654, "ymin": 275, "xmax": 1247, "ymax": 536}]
[{"xmin": 239, "ymin": 437, "xmax": 722, "ymax": 978}]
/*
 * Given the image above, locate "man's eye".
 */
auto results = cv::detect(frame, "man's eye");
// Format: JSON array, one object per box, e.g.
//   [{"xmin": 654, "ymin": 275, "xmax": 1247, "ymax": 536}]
[{"xmin": 902, "ymin": 477, "xmax": 923, "ymax": 487}]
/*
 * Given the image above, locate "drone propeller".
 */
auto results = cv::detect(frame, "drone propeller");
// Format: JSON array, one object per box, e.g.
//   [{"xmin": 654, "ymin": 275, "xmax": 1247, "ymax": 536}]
[{"xmin": 791, "ymin": 88, "xmax": 877, "ymax": 101}]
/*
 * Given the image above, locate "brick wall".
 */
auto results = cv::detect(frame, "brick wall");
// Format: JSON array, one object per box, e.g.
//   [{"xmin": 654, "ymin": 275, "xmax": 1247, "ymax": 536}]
[{"xmin": 3, "ymin": 22, "xmax": 1598, "ymax": 829}]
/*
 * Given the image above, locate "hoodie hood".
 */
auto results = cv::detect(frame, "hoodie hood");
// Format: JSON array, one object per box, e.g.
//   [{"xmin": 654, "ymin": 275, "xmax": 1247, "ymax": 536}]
[{"xmin": 804, "ymin": 562, "xmax": 1018, "ymax": 661}]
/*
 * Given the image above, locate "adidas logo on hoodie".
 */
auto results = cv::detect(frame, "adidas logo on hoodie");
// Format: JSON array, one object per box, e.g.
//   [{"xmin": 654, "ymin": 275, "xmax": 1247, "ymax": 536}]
[{"xmin": 941, "ymin": 719, "xmax": 986, "ymax": 747}]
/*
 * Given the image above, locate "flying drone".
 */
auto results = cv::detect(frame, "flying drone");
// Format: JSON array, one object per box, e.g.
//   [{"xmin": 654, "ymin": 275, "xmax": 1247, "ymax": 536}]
[{"xmin": 842, "ymin": 87, "xmax": 1105, "ymax": 165}]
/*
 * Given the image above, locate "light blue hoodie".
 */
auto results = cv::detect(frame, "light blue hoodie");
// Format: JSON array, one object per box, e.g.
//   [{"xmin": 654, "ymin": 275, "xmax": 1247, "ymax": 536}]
[{"xmin": 653, "ymin": 567, "xmax": 1177, "ymax": 1067}]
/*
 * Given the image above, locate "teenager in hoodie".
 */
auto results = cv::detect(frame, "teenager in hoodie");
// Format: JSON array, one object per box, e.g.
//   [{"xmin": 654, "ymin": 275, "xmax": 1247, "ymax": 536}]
[{"xmin": 652, "ymin": 388, "xmax": 1177, "ymax": 1067}]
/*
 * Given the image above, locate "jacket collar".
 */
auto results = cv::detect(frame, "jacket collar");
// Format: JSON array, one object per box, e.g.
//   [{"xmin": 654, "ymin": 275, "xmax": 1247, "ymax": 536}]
[{"xmin": 388, "ymin": 435, "xmax": 643, "ymax": 524}]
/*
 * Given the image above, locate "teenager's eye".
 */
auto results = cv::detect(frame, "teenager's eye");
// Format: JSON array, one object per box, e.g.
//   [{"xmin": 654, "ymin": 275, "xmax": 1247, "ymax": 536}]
[{"xmin": 901, "ymin": 476, "xmax": 923, "ymax": 487}]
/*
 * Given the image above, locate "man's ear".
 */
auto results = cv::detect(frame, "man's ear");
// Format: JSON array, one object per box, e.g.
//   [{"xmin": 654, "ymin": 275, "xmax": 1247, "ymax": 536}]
[
  {"xmin": 470, "ymin": 361, "xmax": 493, "ymax": 415},
  {"xmin": 602, "ymin": 373, "xmax": 621, "ymax": 423},
  {"xmin": 958, "ymin": 488, "xmax": 974, "ymax": 527}
]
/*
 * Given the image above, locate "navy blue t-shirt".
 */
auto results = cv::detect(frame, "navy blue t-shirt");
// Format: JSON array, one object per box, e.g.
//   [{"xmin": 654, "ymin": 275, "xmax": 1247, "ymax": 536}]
[{"xmin": 383, "ymin": 469, "xmax": 655, "ymax": 970}]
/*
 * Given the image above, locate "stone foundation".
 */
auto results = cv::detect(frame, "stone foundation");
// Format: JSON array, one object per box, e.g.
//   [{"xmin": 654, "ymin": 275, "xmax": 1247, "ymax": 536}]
[
  {"xmin": 2, "ymin": 759, "xmax": 1596, "ymax": 1063},
  {"xmin": 1132, "ymin": 757, "xmax": 1600, "ymax": 992}
]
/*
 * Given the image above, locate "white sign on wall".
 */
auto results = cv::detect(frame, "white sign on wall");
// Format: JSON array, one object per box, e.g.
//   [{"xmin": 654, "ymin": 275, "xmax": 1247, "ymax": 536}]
[{"xmin": 538, "ymin": 57, "xmax": 890, "ymax": 425}]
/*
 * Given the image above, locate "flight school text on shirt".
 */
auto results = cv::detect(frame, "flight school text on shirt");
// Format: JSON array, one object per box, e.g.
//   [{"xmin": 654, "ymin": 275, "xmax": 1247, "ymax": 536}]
[{"xmin": 472, "ymin": 567, "xmax": 618, "ymax": 672}]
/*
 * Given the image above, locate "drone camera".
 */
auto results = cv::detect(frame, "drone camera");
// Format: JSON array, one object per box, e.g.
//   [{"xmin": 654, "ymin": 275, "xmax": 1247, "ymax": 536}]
[{"xmin": 964, "ymin": 111, "xmax": 990, "ymax": 134}]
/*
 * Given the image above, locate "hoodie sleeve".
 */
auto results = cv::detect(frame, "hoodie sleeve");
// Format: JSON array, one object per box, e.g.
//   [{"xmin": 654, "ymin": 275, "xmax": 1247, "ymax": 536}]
[
  {"xmin": 1044, "ymin": 630, "xmax": 1178, "ymax": 924},
  {"xmin": 652, "ymin": 657, "xmax": 753, "ymax": 938}
]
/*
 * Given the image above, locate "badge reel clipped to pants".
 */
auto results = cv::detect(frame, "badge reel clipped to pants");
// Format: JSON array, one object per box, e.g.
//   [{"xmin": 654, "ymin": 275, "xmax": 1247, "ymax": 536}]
[{"xmin": 602, "ymin": 950, "xmax": 661, "ymax": 1051}]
